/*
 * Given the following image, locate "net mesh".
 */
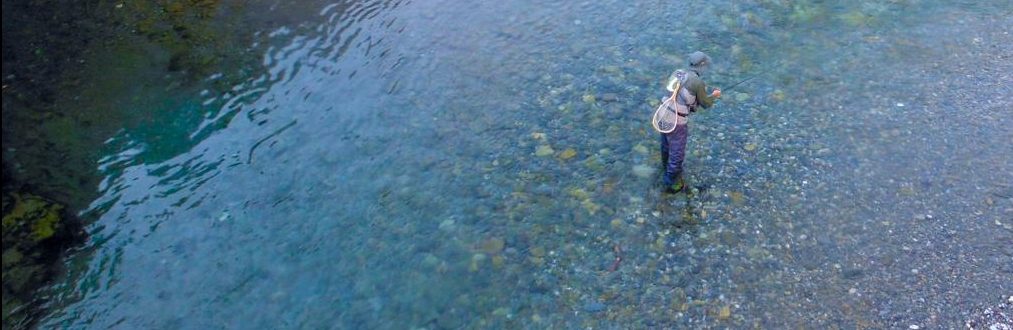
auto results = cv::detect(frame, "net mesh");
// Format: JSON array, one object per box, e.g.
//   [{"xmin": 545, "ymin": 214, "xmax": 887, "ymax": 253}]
[{"xmin": 651, "ymin": 96, "xmax": 679, "ymax": 133}]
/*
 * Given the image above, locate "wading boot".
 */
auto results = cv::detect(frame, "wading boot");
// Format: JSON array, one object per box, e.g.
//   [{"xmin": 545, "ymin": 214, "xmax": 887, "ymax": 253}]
[{"xmin": 663, "ymin": 178, "xmax": 685, "ymax": 194}]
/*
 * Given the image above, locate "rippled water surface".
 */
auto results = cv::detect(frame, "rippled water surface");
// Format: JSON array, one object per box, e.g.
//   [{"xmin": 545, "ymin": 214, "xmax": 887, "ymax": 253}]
[{"xmin": 34, "ymin": 0, "xmax": 1012, "ymax": 328}]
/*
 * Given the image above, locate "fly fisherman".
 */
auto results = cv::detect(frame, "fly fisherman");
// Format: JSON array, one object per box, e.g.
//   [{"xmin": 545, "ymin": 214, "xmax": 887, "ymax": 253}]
[{"xmin": 660, "ymin": 51, "xmax": 721, "ymax": 193}]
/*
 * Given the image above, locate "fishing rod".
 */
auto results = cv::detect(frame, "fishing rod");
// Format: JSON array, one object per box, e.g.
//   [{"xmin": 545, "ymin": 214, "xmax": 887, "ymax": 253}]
[
  {"xmin": 722, "ymin": 74, "xmax": 760, "ymax": 92},
  {"xmin": 717, "ymin": 67, "xmax": 772, "ymax": 93}
]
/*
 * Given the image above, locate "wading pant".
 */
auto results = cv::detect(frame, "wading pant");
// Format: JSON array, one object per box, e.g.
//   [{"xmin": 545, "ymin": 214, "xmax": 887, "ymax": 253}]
[{"xmin": 660, "ymin": 123, "xmax": 689, "ymax": 187}]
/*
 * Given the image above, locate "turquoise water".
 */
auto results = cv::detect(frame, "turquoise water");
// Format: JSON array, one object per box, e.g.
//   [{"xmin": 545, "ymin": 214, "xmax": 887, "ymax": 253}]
[{"xmin": 30, "ymin": 0, "xmax": 1012, "ymax": 328}]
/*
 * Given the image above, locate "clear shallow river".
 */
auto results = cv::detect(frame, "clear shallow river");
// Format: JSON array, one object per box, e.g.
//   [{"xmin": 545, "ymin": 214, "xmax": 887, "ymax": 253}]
[{"xmin": 30, "ymin": 0, "xmax": 1012, "ymax": 328}]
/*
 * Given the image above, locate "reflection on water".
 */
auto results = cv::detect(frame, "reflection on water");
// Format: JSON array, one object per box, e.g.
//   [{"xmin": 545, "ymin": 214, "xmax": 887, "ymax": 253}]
[{"xmin": 38, "ymin": 0, "xmax": 1012, "ymax": 328}]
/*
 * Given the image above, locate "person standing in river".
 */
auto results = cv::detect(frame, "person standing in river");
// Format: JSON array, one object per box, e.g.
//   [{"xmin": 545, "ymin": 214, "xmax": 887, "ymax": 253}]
[{"xmin": 660, "ymin": 51, "xmax": 721, "ymax": 193}]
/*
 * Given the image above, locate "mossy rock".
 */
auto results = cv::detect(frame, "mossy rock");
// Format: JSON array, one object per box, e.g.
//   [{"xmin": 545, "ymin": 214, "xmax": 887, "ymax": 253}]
[
  {"xmin": 2, "ymin": 193, "xmax": 64, "ymax": 242},
  {"xmin": 2, "ymin": 190, "xmax": 80, "ymax": 329}
]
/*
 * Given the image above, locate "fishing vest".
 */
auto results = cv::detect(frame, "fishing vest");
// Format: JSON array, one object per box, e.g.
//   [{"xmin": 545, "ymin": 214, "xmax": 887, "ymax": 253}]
[{"xmin": 667, "ymin": 70, "xmax": 698, "ymax": 125}]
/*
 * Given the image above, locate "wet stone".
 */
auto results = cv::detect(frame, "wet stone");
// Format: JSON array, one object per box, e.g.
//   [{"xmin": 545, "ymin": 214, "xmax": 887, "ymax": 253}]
[
  {"xmin": 469, "ymin": 254, "xmax": 486, "ymax": 272},
  {"xmin": 747, "ymin": 247, "xmax": 767, "ymax": 260},
  {"xmin": 728, "ymin": 191, "xmax": 745, "ymax": 205},
  {"xmin": 842, "ymin": 268, "xmax": 865, "ymax": 280},
  {"xmin": 535, "ymin": 145, "xmax": 555, "ymax": 157},
  {"xmin": 532, "ymin": 184, "xmax": 556, "ymax": 196},
  {"xmin": 583, "ymin": 301, "xmax": 607, "ymax": 313},
  {"xmin": 558, "ymin": 148, "xmax": 577, "ymax": 160},
  {"xmin": 771, "ymin": 89, "xmax": 786, "ymax": 101},
  {"xmin": 632, "ymin": 164, "xmax": 656, "ymax": 179},
  {"xmin": 529, "ymin": 247, "xmax": 546, "ymax": 258},
  {"xmin": 719, "ymin": 305, "xmax": 732, "ymax": 320},
  {"xmin": 481, "ymin": 237, "xmax": 505, "ymax": 254},
  {"xmin": 421, "ymin": 254, "xmax": 440, "ymax": 268},
  {"xmin": 602, "ymin": 65, "xmax": 622, "ymax": 74},
  {"xmin": 439, "ymin": 219, "xmax": 455, "ymax": 231}
]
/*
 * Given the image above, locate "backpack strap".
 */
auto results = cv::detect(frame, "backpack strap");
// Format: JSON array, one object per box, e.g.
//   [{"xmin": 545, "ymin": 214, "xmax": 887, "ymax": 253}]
[
  {"xmin": 677, "ymin": 73, "xmax": 701, "ymax": 113},
  {"xmin": 664, "ymin": 78, "xmax": 688, "ymax": 117},
  {"xmin": 673, "ymin": 74, "xmax": 694, "ymax": 115}
]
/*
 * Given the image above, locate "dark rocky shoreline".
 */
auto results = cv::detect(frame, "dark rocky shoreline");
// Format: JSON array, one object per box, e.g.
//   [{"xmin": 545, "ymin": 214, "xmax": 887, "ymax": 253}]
[
  {"xmin": 1, "ymin": 0, "xmax": 231, "ymax": 326},
  {"xmin": 2, "ymin": 0, "xmax": 345, "ymax": 326}
]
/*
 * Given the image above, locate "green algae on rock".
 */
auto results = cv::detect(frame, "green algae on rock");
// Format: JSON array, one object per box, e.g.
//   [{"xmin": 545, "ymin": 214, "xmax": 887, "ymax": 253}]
[
  {"xmin": 2, "ymin": 193, "xmax": 63, "ymax": 241},
  {"xmin": 2, "ymin": 191, "xmax": 82, "ymax": 328}
]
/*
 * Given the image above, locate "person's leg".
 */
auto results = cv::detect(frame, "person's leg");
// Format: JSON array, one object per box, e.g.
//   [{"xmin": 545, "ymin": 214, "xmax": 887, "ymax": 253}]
[
  {"xmin": 664, "ymin": 124, "xmax": 689, "ymax": 191},
  {"xmin": 671, "ymin": 123, "xmax": 689, "ymax": 177},
  {"xmin": 662, "ymin": 130, "xmax": 677, "ymax": 187},
  {"xmin": 659, "ymin": 133, "xmax": 669, "ymax": 168}
]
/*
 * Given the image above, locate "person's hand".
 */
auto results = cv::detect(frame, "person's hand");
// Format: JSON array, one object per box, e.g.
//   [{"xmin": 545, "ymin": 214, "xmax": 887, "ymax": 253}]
[{"xmin": 711, "ymin": 88, "xmax": 722, "ymax": 98}]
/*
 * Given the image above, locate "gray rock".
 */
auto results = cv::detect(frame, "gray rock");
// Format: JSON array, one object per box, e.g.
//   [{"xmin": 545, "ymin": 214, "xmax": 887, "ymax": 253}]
[
  {"xmin": 842, "ymin": 268, "xmax": 865, "ymax": 280},
  {"xmin": 583, "ymin": 301, "xmax": 607, "ymax": 313},
  {"xmin": 532, "ymin": 184, "xmax": 557, "ymax": 196}
]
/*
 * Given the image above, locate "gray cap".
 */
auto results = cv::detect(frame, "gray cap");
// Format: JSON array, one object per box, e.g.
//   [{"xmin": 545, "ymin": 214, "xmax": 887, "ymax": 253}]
[{"xmin": 688, "ymin": 51, "xmax": 711, "ymax": 70}]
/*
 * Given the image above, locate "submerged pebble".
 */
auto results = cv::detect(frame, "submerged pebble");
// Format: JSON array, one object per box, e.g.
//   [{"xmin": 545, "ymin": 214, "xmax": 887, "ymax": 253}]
[
  {"xmin": 632, "ymin": 164, "xmax": 656, "ymax": 178},
  {"xmin": 583, "ymin": 301, "xmax": 607, "ymax": 313},
  {"xmin": 535, "ymin": 145, "xmax": 555, "ymax": 157}
]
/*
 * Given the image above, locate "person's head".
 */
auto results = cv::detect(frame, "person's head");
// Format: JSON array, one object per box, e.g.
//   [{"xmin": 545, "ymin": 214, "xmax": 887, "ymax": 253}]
[{"xmin": 688, "ymin": 51, "xmax": 711, "ymax": 74}]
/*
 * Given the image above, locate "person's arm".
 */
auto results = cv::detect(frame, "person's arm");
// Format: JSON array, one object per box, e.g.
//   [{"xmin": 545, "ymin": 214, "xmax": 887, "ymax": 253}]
[{"xmin": 688, "ymin": 78, "xmax": 720, "ymax": 109}]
